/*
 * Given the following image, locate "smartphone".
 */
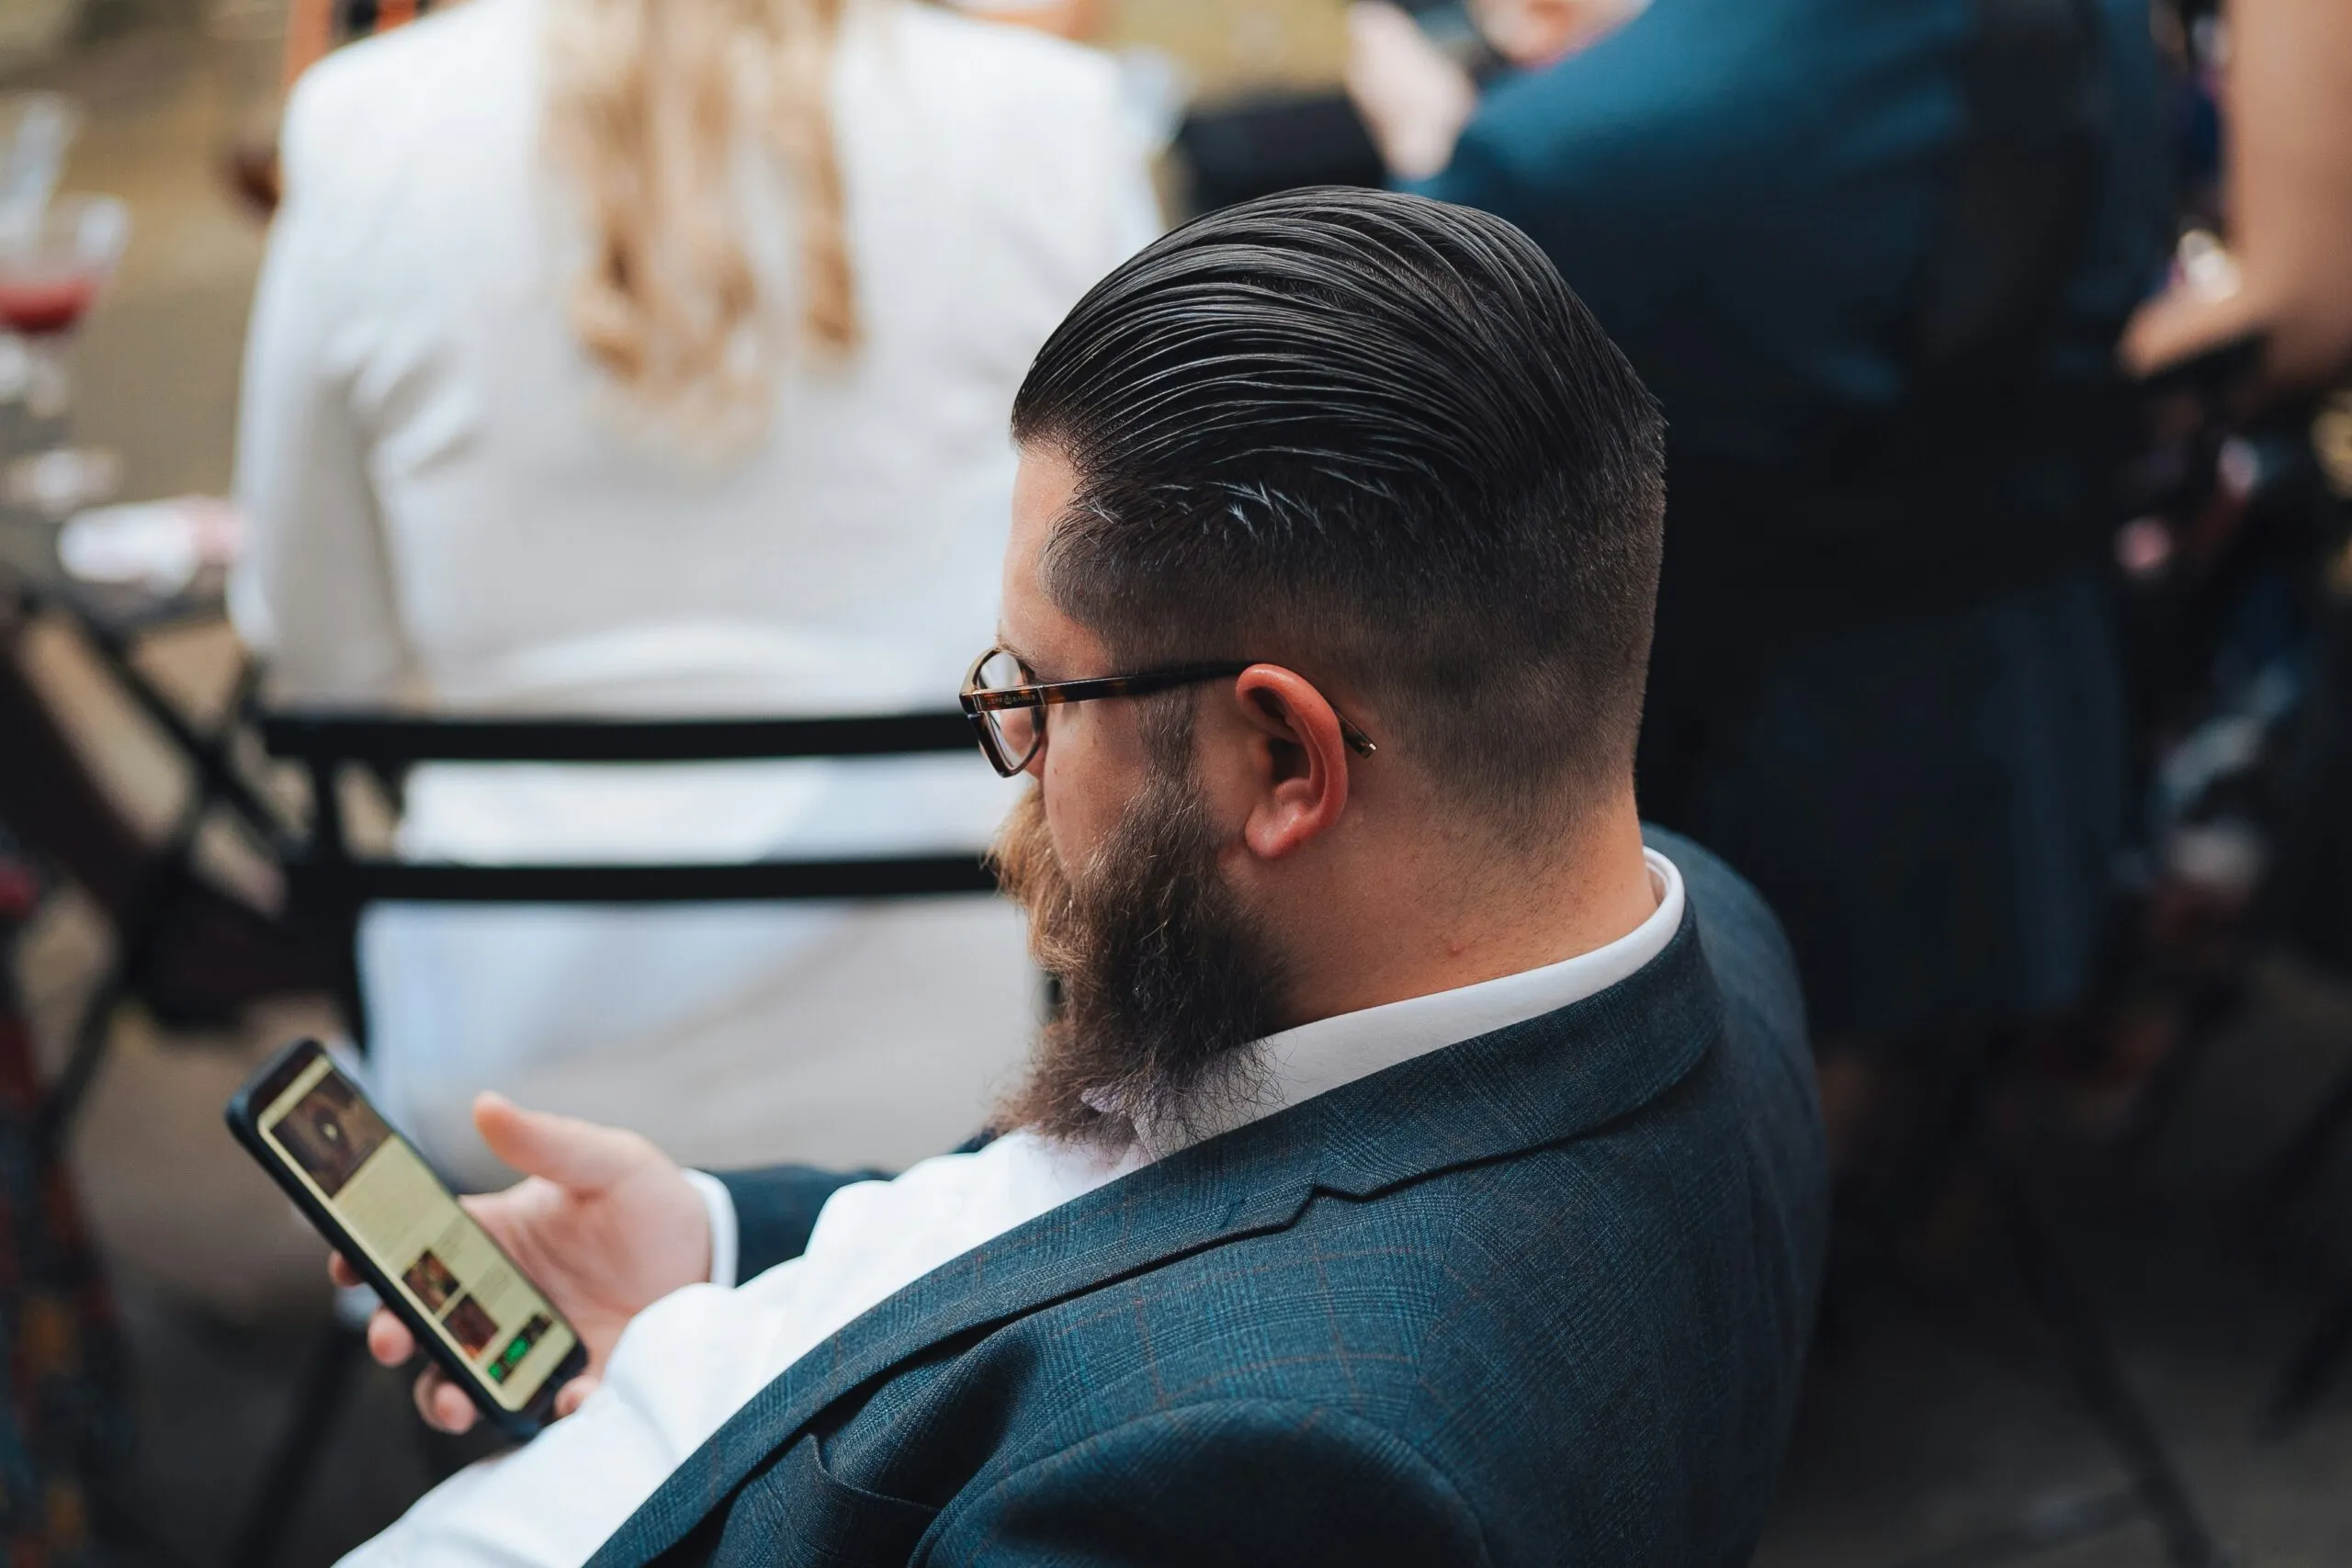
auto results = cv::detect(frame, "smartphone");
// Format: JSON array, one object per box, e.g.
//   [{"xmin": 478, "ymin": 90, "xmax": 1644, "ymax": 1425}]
[{"xmin": 226, "ymin": 1039, "xmax": 587, "ymax": 1438}]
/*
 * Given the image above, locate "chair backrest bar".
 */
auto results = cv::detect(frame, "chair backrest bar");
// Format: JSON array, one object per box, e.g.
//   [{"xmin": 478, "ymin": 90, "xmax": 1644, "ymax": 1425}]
[
  {"xmin": 259, "ymin": 708, "xmax": 999, "ymax": 899},
  {"xmin": 260, "ymin": 709, "xmax": 978, "ymax": 765},
  {"xmin": 334, "ymin": 856, "xmax": 1000, "ymax": 904}
]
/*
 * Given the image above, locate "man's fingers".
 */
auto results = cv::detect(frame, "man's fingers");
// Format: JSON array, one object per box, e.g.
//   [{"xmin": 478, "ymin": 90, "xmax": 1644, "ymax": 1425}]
[
  {"xmin": 472, "ymin": 1093, "xmax": 647, "ymax": 1194},
  {"xmin": 329, "ymin": 1251, "xmax": 361, "ymax": 1289},
  {"xmin": 430, "ymin": 1381, "xmax": 478, "ymax": 1433},
  {"xmin": 413, "ymin": 1370, "xmax": 479, "ymax": 1435},
  {"xmin": 552, "ymin": 1373, "xmax": 600, "ymax": 1419},
  {"xmin": 367, "ymin": 1308, "xmax": 416, "ymax": 1369}
]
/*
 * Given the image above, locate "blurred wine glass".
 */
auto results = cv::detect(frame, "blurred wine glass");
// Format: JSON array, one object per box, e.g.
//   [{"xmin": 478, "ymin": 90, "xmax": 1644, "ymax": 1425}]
[
  {"xmin": 0, "ymin": 90, "xmax": 93, "ymax": 430},
  {"xmin": 0, "ymin": 192, "xmax": 129, "ymax": 420},
  {"xmin": 0, "ymin": 91, "xmax": 77, "ymax": 221},
  {"xmin": 0, "ymin": 191, "xmax": 130, "ymax": 520}
]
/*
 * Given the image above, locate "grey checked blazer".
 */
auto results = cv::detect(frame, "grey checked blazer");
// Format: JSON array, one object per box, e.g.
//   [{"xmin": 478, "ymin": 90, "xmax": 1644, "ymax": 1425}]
[{"xmin": 591, "ymin": 829, "xmax": 1827, "ymax": 1567}]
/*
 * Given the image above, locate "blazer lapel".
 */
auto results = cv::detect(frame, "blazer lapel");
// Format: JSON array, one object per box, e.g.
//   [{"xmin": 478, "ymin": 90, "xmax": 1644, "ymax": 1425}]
[{"xmin": 594, "ymin": 903, "xmax": 1723, "ymax": 1568}]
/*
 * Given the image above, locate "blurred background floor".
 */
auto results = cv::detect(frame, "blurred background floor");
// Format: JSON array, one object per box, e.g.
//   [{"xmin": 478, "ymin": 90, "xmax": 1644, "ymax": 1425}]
[{"xmin": 7, "ymin": 4, "xmax": 2352, "ymax": 1565}]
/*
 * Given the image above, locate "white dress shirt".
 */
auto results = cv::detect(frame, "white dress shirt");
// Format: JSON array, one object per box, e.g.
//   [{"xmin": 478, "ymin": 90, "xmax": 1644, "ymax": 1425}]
[
  {"xmin": 232, "ymin": 0, "xmax": 1159, "ymax": 1183},
  {"xmin": 343, "ymin": 850, "xmax": 1685, "ymax": 1567}
]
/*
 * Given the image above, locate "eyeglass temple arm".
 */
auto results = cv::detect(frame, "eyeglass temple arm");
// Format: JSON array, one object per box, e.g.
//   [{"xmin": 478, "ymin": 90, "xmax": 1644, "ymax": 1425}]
[{"xmin": 964, "ymin": 662, "xmax": 1377, "ymax": 755}]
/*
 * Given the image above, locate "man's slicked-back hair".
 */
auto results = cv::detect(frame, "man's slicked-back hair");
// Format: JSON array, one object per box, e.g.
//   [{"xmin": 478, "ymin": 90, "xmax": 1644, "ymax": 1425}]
[{"xmin": 1012, "ymin": 187, "xmax": 1666, "ymax": 835}]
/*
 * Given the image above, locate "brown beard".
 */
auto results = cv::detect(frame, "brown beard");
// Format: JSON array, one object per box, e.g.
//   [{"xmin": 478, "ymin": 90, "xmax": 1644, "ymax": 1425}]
[{"xmin": 987, "ymin": 770, "xmax": 1291, "ymax": 1153}]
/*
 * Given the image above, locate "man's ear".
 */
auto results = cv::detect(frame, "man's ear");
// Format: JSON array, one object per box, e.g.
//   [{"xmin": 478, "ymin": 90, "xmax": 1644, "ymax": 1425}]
[{"xmin": 1228, "ymin": 665, "xmax": 1355, "ymax": 861}]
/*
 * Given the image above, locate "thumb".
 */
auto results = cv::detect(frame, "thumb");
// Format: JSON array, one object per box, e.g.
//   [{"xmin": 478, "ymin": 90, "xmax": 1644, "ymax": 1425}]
[
  {"xmin": 553, "ymin": 1372, "xmax": 600, "ymax": 1420},
  {"xmin": 473, "ymin": 1093, "xmax": 649, "ymax": 1194}
]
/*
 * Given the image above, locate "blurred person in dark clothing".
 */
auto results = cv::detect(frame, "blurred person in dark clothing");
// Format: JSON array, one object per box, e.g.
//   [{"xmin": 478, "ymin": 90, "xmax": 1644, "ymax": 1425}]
[
  {"xmin": 1351, "ymin": 0, "xmax": 2173, "ymax": 1143},
  {"xmin": 329, "ymin": 189, "xmax": 1826, "ymax": 1568}
]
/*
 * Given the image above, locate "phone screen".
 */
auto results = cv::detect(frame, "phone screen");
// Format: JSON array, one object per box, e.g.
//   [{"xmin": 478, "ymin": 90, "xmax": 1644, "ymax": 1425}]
[{"xmin": 255, "ymin": 1054, "xmax": 579, "ymax": 1412}]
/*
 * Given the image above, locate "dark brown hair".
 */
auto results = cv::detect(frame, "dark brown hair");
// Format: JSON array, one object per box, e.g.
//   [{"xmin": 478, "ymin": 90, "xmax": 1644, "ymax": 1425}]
[{"xmin": 1011, "ymin": 187, "xmax": 1666, "ymax": 834}]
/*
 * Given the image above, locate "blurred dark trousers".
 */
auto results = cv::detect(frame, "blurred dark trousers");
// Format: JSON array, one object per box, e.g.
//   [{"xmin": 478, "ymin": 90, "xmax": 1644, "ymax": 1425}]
[{"xmin": 1640, "ymin": 568, "xmax": 2129, "ymax": 1046}]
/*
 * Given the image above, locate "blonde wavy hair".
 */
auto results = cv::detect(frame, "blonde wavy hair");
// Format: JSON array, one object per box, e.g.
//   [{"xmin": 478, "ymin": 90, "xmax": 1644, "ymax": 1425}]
[{"xmin": 543, "ymin": 0, "xmax": 857, "ymax": 448}]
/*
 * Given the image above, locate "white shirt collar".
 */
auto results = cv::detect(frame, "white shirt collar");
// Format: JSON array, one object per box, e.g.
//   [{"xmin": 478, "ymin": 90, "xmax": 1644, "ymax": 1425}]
[{"xmin": 1137, "ymin": 848, "xmax": 1686, "ymax": 1158}]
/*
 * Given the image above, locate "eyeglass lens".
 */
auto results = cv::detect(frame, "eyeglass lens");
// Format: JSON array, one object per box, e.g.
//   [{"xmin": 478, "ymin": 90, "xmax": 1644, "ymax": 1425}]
[{"xmin": 975, "ymin": 649, "xmax": 1040, "ymax": 769}]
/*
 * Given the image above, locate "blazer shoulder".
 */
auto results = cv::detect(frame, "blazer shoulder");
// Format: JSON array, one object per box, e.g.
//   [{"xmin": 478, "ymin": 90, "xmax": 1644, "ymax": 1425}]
[
  {"xmin": 887, "ymin": 1, "xmax": 1125, "ymax": 108},
  {"xmin": 280, "ymin": 0, "xmax": 530, "ymax": 198},
  {"xmin": 1644, "ymin": 824, "xmax": 1809, "ymax": 1058},
  {"xmin": 875, "ymin": 3, "xmax": 1136, "ymax": 197}
]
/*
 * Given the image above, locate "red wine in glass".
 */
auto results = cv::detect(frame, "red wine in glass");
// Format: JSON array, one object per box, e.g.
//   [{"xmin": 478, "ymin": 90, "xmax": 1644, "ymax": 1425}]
[
  {"xmin": 0, "ymin": 269, "xmax": 98, "ymax": 336},
  {"xmin": 0, "ymin": 192, "xmax": 128, "ymax": 422}
]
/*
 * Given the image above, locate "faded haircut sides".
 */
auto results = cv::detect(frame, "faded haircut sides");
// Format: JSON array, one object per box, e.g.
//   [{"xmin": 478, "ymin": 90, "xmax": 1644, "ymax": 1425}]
[{"xmin": 1010, "ymin": 186, "xmax": 1667, "ymax": 839}]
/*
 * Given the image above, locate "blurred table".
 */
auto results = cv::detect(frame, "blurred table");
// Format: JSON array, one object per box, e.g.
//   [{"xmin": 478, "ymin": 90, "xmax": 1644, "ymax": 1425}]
[{"xmin": 0, "ymin": 500, "xmax": 252, "ymax": 787}]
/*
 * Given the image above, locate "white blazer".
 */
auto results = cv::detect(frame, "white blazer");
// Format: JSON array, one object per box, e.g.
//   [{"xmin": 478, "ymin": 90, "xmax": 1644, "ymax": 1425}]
[{"xmin": 232, "ymin": 0, "xmax": 1157, "ymax": 1185}]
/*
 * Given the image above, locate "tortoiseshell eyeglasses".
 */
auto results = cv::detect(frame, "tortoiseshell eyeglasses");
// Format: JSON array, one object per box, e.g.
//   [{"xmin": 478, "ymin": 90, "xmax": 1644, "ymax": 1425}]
[{"xmin": 959, "ymin": 647, "xmax": 1378, "ymax": 778}]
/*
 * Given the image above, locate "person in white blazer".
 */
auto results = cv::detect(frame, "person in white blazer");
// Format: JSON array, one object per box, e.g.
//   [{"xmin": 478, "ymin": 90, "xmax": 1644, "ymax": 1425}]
[{"xmin": 232, "ymin": 0, "xmax": 1159, "ymax": 1187}]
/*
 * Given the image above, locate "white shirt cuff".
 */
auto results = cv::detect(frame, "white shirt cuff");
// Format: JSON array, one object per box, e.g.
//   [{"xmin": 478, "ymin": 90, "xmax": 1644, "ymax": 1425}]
[{"xmin": 682, "ymin": 1169, "xmax": 740, "ymax": 1289}]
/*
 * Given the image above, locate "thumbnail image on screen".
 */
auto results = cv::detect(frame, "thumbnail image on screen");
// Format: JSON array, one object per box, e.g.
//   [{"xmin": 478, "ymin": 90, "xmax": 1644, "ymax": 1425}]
[
  {"xmin": 402, "ymin": 1249, "xmax": 460, "ymax": 1313},
  {"xmin": 444, "ymin": 1294, "xmax": 500, "ymax": 1358},
  {"xmin": 268, "ymin": 1071, "xmax": 391, "ymax": 1199}
]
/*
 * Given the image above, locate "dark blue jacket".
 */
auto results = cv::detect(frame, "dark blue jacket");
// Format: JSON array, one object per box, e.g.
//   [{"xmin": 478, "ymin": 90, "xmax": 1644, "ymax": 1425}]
[
  {"xmin": 1418, "ymin": 0, "xmax": 2167, "ymax": 479},
  {"xmin": 589, "ymin": 832, "xmax": 1826, "ymax": 1567},
  {"xmin": 1416, "ymin": 0, "xmax": 2170, "ymax": 636}
]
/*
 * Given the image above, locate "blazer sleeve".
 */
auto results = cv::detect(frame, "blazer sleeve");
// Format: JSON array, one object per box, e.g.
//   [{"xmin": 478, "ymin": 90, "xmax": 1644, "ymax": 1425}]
[
  {"xmin": 713, "ymin": 1166, "xmax": 888, "ymax": 1280},
  {"xmin": 934, "ymin": 1402, "xmax": 1493, "ymax": 1566}
]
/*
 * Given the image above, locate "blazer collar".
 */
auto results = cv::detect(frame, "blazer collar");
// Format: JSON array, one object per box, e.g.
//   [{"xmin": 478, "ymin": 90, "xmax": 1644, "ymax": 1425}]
[{"xmin": 594, "ymin": 900, "xmax": 1723, "ymax": 1568}]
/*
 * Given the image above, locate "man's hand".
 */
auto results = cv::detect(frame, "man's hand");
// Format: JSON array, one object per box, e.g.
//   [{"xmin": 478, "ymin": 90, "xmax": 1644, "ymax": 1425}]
[
  {"xmin": 1345, "ymin": 2, "xmax": 1479, "ymax": 182},
  {"xmin": 328, "ymin": 1094, "xmax": 714, "ymax": 1435}
]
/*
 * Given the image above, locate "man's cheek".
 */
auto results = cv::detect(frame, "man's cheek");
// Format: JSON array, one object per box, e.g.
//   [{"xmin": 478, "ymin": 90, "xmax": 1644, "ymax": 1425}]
[
  {"xmin": 1040, "ymin": 792, "xmax": 1102, "ymax": 886},
  {"xmin": 1041, "ymin": 730, "xmax": 1112, "ymax": 869}
]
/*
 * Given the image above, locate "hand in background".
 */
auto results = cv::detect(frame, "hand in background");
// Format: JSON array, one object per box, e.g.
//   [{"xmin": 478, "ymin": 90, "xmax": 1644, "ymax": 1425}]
[
  {"xmin": 1345, "ymin": 3, "xmax": 1479, "ymax": 183},
  {"xmin": 2125, "ymin": 0, "xmax": 2352, "ymax": 393},
  {"xmin": 328, "ymin": 1093, "xmax": 713, "ymax": 1435}
]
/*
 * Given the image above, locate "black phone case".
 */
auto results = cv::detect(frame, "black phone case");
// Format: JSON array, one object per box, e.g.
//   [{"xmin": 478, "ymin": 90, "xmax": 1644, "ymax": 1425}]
[{"xmin": 224, "ymin": 1038, "xmax": 586, "ymax": 1441}]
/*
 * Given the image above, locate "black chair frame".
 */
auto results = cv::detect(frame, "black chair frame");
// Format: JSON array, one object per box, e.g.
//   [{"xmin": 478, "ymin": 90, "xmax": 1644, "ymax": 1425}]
[
  {"xmin": 13, "ymin": 574, "xmax": 293, "ymax": 1153},
  {"xmin": 228, "ymin": 706, "xmax": 1001, "ymax": 1568}
]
